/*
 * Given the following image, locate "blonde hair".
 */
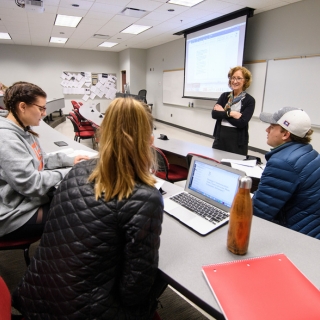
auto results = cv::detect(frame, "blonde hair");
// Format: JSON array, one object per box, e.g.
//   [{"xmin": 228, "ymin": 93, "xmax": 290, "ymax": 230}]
[
  {"xmin": 228, "ymin": 66, "xmax": 252, "ymax": 91},
  {"xmin": 88, "ymin": 98, "xmax": 156, "ymax": 201}
]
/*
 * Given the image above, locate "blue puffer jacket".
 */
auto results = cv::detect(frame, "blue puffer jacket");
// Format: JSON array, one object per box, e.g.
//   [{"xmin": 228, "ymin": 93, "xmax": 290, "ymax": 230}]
[{"xmin": 253, "ymin": 142, "xmax": 320, "ymax": 239}]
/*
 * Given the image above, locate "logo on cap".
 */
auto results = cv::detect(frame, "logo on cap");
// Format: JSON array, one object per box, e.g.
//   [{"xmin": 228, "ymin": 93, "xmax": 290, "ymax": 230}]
[{"xmin": 283, "ymin": 120, "xmax": 290, "ymax": 127}]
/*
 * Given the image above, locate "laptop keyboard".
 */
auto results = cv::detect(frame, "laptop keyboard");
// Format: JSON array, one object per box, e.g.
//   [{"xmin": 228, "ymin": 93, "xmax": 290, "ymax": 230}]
[{"xmin": 170, "ymin": 192, "xmax": 229, "ymax": 224}]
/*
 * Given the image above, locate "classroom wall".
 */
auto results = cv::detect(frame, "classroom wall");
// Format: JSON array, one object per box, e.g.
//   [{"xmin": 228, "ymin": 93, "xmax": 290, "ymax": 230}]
[
  {"xmin": 0, "ymin": 44, "xmax": 119, "ymax": 114},
  {"xmin": 146, "ymin": 0, "xmax": 320, "ymax": 153},
  {"xmin": 119, "ymin": 48, "xmax": 146, "ymax": 95}
]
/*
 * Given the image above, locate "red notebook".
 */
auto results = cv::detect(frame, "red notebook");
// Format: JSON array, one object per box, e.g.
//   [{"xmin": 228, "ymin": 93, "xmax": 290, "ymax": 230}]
[{"xmin": 202, "ymin": 253, "xmax": 320, "ymax": 320}]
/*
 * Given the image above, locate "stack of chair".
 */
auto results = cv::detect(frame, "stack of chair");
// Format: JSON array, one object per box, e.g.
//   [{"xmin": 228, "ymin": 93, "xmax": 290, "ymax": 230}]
[{"xmin": 67, "ymin": 111, "xmax": 96, "ymax": 148}]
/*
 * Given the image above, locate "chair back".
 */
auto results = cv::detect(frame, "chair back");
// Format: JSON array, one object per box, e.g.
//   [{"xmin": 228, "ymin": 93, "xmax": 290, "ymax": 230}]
[
  {"xmin": 73, "ymin": 108, "xmax": 87, "ymax": 123},
  {"xmin": 153, "ymin": 146, "xmax": 169, "ymax": 179},
  {"xmin": 71, "ymin": 100, "xmax": 80, "ymax": 109},
  {"xmin": 186, "ymin": 153, "xmax": 220, "ymax": 169},
  {"xmin": 0, "ymin": 277, "xmax": 11, "ymax": 320},
  {"xmin": 67, "ymin": 115, "xmax": 80, "ymax": 133},
  {"xmin": 138, "ymin": 89, "xmax": 147, "ymax": 103}
]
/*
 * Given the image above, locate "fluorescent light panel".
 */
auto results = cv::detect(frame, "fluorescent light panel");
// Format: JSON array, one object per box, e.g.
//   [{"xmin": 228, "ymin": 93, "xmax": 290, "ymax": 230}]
[
  {"xmin": 99, "ymin": 42, "xmax": 118, "ymax": 48},
  {"xmin": 0, "ymin": 32, "xmax": 11, "ymax": 40},
  {"xmin": 167, "ymin": 0, "xmax": 204, "ymax": 7},
  {"xmin": 121, "ymin": 24, "xmax": 152, "ymax": 35},
  {"xmin": 50, "ymin": 37, "xmax": 68, "ymax": 44},
  {"xmin": 55, "ymin": 14, "xmax": 82, "ymax": 28}
]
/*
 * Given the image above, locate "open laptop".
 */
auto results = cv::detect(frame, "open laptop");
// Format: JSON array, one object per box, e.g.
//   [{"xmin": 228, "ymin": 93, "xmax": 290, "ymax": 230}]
[{"xmin": 164, "ymin": 156, "xmax": 245, "ymax": 236}]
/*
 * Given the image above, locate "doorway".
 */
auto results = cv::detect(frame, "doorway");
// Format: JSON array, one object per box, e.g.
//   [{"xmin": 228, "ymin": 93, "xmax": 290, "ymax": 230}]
[{"xmin": 121, "ymin": 70, "xmax": 126, "ymax": 93}]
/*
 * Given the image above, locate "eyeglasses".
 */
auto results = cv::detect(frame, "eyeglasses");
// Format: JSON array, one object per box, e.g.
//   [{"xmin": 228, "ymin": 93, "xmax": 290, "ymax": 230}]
[
  {"xmin": 229, "ymin": 77, "xmax": 244, "ymax": 82},
  {"xmin": 33, "ymin": 103, "xmax": 47, "ymax": 112}
]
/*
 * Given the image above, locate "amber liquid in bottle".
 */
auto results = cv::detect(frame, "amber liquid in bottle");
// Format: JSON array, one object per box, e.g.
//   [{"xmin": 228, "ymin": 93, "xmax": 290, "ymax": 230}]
[{"xmin": 227, "ymin": 176, "xmax": 253, "ymax": 255}]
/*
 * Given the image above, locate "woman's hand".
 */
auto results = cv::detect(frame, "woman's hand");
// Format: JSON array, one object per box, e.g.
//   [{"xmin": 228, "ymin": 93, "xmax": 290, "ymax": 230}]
[
  {"xmin": 73, "ymin": 155, "xmax": 90, "ymax": 164},
  {"xmin": 230, "ymin": 111, "xmax": 242, "ymax": 119},
  {"xmin": 213, "ymin": 104, "xmax": 224, "ymax": 111}
]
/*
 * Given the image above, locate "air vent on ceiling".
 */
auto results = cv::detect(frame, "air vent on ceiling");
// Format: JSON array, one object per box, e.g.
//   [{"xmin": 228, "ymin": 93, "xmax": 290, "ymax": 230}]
[
  {"xmin": 25, "ymin": 0, "xmax": 44, "ymax": 13},
  {"xmin": 119, "ymin": 7, "xmax": 148, "ymax": 18},
  {"xmin": 93, "ymin": 34, "xmax": 110, "ymax": 39}
]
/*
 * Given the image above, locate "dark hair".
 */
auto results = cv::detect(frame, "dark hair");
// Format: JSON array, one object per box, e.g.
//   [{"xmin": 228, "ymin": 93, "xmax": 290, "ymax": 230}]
[{"xmin": 4, "ymin": 81, "xmax": 47, "ymax": 136}]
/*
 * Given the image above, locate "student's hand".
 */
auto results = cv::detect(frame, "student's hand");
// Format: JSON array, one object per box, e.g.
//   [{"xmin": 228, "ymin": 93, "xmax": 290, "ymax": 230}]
[
  {"xmin": 74, "ymin": 155, "xmax": 90, "ymax": 164},
  {"xmin": 230, "ymin": 111, "xmax": 242, "ymax": 119},
  {"xmin": 213, "ymin": 104, "xmax": 224, "ymax": 111}
]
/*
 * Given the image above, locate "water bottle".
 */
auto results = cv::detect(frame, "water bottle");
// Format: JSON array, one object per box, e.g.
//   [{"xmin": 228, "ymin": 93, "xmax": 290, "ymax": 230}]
[{"xmin": 227, "ymin": 176, "xmax": 253, "ymax": 255}]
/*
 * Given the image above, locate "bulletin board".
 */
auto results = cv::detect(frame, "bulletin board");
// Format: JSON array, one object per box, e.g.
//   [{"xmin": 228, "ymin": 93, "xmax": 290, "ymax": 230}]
[{"xmin": 60, "ymin": 71, "xmax": 117, "ymax": 102}]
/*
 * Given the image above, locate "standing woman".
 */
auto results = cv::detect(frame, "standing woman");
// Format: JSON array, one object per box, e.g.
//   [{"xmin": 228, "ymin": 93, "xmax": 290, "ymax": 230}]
[
  {"xmin": 0, "ymin": 81, "xmax": 88, "ymax": 240},
  {"xmin": 211, "ymin": 66, "xmax": 255, "ymax": 156},
  {"xmin": 13, "ymin": 98, "xmax": 165, "ymax": 319}
]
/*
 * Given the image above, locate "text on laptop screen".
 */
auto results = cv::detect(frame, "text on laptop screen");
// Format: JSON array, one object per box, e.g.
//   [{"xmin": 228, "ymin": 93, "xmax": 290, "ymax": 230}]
[{"xmin": 188, "ymin": 160, "xmax": 240, "ymax": 208}]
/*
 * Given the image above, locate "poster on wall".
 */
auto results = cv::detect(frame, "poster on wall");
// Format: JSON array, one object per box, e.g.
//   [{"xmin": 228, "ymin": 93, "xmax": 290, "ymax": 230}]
[{"xmin": 61, "ymin": 71, "xmax": 117, "ymax": 102}]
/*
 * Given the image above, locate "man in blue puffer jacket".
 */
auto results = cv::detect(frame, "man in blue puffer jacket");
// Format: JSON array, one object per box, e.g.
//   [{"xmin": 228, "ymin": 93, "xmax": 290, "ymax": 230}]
[{"xmin": 253, "ymin": 107, "xmax": 320, "ymax": 239}]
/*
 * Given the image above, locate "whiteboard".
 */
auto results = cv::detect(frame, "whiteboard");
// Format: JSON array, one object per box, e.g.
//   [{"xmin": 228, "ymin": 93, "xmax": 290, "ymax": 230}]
[
  {"xmin": 244, "ymin": 62, "xmax": 267, "ymax": 118},
  {"xmin": 163, "ymin": 69, "xmax": 189, "ymax": 107},
  {"xmin": 263, "ymin": 57, "xmax": 320, "ymax": 126},
  {"xmin": 163, "ymin": 64, "xmax": 267, "ymax": 115}
]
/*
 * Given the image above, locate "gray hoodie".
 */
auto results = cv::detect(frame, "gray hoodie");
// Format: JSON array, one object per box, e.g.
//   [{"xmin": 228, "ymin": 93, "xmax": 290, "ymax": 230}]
[{"xmin": 0, "ymin": 116, "xmax": 74, "ymax": 236}]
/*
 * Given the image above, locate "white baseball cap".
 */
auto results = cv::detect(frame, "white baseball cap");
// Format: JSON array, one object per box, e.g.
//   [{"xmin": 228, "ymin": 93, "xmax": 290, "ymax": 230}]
[{"xmin": 260, "ymin": 107, "xmax": 311, "ymax": 138}]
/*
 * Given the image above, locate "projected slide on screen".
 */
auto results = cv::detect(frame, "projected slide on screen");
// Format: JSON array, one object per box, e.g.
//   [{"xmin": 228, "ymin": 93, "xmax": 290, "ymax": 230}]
[{"xmin": 184, "ymin": 15, "xmax": 247, "ymax": 100}]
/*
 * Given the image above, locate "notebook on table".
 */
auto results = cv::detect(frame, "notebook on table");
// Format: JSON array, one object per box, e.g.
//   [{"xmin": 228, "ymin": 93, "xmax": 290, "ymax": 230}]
[
  {"xmin": 163, "ymin": 156, "xmax": 245, "ymax": 236},
  {"xmin": 202, "ymin": 253, "xmax": 320, "ymax": 320}
]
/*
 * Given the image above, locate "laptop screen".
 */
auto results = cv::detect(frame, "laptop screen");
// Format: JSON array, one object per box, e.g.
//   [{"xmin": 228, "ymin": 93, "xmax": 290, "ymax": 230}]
[{"xmin": 187, "ymin": 159, "xmax": 242, "ymax": 209}]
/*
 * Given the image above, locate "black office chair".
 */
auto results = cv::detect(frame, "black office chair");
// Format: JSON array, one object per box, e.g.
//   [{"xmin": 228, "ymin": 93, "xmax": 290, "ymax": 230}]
[{"xmin": 138, "ymin": 89, "xmax": 147, "ymax": 104}]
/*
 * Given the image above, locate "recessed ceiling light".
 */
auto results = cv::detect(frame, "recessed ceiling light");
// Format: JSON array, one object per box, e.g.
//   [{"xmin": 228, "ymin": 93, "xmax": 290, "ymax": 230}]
[
  {"xmin": 99, "ymin": 42, "xmax": 118, "ymax": 48},
  {"xmin": 166, "ymin": 0, "xmax": 204, "ymax": 7},
  {"xmin": 121, "ymin": 24, "xmax": 152, "ymax": 35},
  {"xmin": 55, "ymin": 14, "xmax": 82, "ymax": 28},
  {"xmin": 50, "ymin": 37, "xmax": 68, "ymax": 44},
  {"xmin": 0, "ymin": 32, "xmax": 11, "ymax": 40}
]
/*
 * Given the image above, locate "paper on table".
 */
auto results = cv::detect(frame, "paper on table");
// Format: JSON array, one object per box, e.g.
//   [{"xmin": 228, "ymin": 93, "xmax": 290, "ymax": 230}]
[
  {"xmin": 48, "ymin": 148, "xmax": 98, "ymax": 158},
  {"xmin": 154, "ymin": 177, "xmax": 164, "ymax": 190},
  {"xmin": 221, "ymin": 159, "xmax": 256, "ymax": 167},
  {"xmin": 232, "ymin": 163, "xmax": 264, "ymax": 178}
]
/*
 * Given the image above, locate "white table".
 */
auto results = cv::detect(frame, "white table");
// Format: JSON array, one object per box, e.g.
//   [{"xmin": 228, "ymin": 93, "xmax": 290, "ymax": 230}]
[
  {"xmin": 35, "ymin": 120, "xmax": 96, "ymax": 154},
  {"xmin": 46, "ymin": 98, "xmax": 65, "ymax": 121},
  {"xmin": 159, "ymin": 181, "xmax": 320, "ymax": 319},
  {"xmin": 79, "ymin": 102, "xmax": 104, "ymax": 127}
]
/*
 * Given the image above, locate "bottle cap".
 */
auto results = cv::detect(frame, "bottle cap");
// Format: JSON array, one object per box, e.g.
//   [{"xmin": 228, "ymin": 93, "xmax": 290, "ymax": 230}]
[{"xmin": 239, "ymin": 176, "xmax": 252, "ymax": 189}]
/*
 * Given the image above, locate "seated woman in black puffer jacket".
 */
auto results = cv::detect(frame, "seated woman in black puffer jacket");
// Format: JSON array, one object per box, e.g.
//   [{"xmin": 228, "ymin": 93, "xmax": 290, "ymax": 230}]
[{"xmin": 13, "ymin": 97, "xmax": 166, "ymax": 319}]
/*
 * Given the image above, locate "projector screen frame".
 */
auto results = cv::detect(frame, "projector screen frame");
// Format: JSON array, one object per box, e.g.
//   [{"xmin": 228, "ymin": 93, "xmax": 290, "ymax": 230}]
[{"xmin": 175, "ymin": 7, "xmax": 254, "ymax": 101}]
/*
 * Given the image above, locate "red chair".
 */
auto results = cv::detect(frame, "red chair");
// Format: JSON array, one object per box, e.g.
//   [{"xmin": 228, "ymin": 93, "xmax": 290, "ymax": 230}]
[
  {"xmin": 186, "ymin": 153, "xmax": 220, "ymax": 169},
  {"xmin": 0, "ymin": 277, "xmax": 11, "ymax": 320},
  {"xmin": 152, "ymin": 146, "xmax": 188, "ymax": 183},
  {"xmin": 71, "ymin": 100, "xmax": 81, "ymax": 110},
  {"xmin": 0, "ymin": 236, "xmax": 41, "ymax": 266},
  {"xmin": 67, "ymin": 116, "xmax": 96, "ymax": 148},
  {"xmin": 68, "ymin": 112, "xmax": 94, "ymax": 131},
  {"xmin": 73, "ymin": 108, "xmax": 92, "ymax": 126}
]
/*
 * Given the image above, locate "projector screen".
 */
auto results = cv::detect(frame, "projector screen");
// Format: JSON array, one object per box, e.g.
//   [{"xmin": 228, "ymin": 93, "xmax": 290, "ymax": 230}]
[{"xmin": 184, "ymin": 15, "xmax": 248, "ymax": 100}]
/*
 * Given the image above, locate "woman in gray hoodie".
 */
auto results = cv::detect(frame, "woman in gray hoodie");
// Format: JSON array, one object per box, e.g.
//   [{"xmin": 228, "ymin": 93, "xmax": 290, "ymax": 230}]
[{"xmin": 0, "ymin": 81, "xmax": 89, "ymax": 240}]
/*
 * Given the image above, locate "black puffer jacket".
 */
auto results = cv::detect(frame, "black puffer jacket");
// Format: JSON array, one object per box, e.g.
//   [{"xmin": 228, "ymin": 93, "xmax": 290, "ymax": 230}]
[{"xmin": 12, "ymin": 159, "xmax": 164, "ymax": 319}]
